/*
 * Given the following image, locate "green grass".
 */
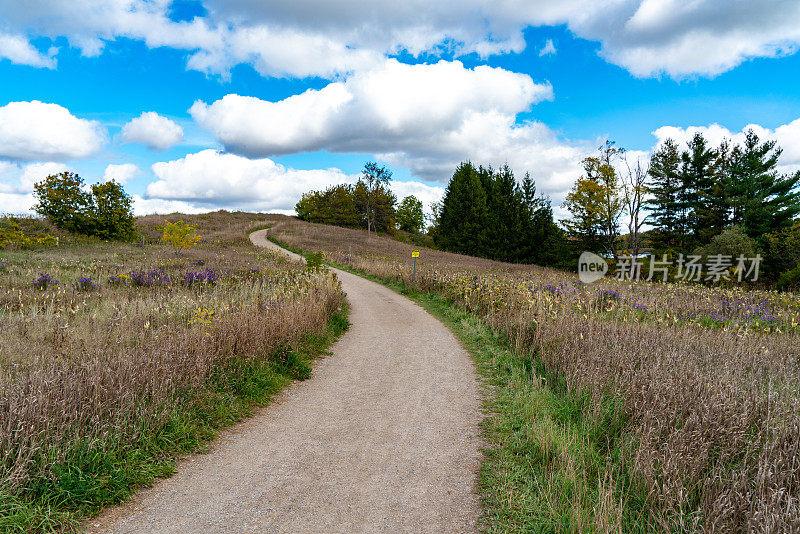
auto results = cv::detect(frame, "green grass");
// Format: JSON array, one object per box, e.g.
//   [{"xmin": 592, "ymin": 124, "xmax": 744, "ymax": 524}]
[
  {"xmin": 0, "ymin": 306, "xmax": 349, "ymax": 534},
  {"xmin": 272, "ymin": 236, "xmax": 660, "ymax": 532}
]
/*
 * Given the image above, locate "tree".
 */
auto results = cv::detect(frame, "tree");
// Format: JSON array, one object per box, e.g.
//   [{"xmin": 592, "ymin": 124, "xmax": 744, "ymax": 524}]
[
  {"xmin": 646, "ymin": 139, "xmax": 682, "ymax": 250},
  {"xmin": 33, "ymin": 172, "xmax": 95, "ymax": 234},
  {"xmin": 679, "ymin": 132, "xmax": 717, "ymax": 247},
  {"xmin": 360, "ymin": 161, "xmax": 394, "ymax": 236},
  {"xmin": 568, "ymin": 142, "xmax": 623, "ymax": 257},
  {"xmin": 621, "ymin": 155, "xmax": 649, "ymax": 258},
  {"xmin": 33, "ymin": 172, "xmax": 136, "ymax": 239},
  {"xmin": 396, "ymin": 195, "xmax": 425, "ymax": 233},
  {"xmin": 484, "ymin": 164, "xmax": 524, "ymax": 261},
  {"xmin": 296, "ymin": 185, "xmax": 359, "ymax": 227},
  {"xmin": 161, "ymin": 220, "xmax": 201, "ymax": 253},
  {"xmin": 519, "ymin": 174, "xmax": 567, "ymax": 266},
  {"xmin": 435, "ymin": 162, "xmax": 488, "ymax": 256},
  {"xmin": 728, "ymin": 130, "xmax": 800, "ymax": 241},
  {"xmin": 92, "ymin": 180, "xmax": 135, "ymax": 239},
  {"xmin": 561, "ymin": 175, "xmax": 606, "ymax": 254}
]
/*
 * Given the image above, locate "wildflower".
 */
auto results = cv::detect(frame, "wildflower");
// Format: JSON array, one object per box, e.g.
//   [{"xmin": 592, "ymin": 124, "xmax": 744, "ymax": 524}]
[
  {"xmin": 106, "ymin": 274, "xmax": 128, "ymax": 286},
  {"xmin": 73, "ymin": 277, "xmax": 99, "ymax": 291},
  {"xmin": 33, "ymin": 273, "xmax": 58, "ymax": 290}
]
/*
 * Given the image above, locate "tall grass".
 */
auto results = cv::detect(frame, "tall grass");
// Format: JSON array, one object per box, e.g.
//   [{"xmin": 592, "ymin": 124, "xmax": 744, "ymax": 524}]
[
  {"xmin": 0, "ymin": 213, "xmax": 346, "ymax": 531},
  {"xmin": 272, "ymin": 216, "xmax": 800, "ymax": 531}
]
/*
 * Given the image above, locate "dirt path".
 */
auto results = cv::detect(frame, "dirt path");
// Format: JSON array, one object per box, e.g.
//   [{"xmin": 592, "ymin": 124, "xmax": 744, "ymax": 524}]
[{"xmin": 88, "ymin": 229, "xmax": 482, "ymax": 533}]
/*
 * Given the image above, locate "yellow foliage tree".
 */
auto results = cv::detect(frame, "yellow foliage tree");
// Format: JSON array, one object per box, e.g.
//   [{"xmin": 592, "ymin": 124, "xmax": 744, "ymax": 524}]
[{"xmin": 161, "ymin": 220, "xmax": 201, "ymax": 253}]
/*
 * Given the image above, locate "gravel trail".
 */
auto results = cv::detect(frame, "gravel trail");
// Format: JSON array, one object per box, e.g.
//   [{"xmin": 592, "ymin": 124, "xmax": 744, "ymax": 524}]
[{"xmin": 88, "ymin": 229, "xmax": 482, "ymax": 533}]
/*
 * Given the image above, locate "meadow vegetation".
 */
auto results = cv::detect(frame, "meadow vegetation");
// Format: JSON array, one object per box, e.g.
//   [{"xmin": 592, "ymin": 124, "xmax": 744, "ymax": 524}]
[
  {"xmin": 0, "ymin": 211, "xmax": 346, "ymax": 532},
  {"xmin": 271, "ymin": 216, "xmax": 800, "ymax": 532}
]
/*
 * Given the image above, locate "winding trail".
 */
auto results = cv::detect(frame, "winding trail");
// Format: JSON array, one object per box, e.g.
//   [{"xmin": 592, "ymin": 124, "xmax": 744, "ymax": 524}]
[{"xmin": 88, "ymin": 229, "xmax": 482, "ymax": 533}]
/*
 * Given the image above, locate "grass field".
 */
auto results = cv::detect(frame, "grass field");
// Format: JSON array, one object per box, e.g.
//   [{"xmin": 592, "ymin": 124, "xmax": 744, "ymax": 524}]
[
  {"xmin": 0, "ymin": 212, "xmax": 347, "ymax": 532},
  {"xmin": 271, "ymin": 216, "xmax": 800, "ymax": 532}
]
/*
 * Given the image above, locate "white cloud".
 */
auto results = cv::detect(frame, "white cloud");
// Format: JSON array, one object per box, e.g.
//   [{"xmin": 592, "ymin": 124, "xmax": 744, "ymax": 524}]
[
  {"xmin": 191, "ymin": 60, "xmax": 552, "ymax": 157},
  {"xmin": 0, "ymin": 33, "xmax": 56, "ymax": 68},
  {"xmin": 103, "ymin": 163, "xmax": 141, "ymax": 184},
  {"xmin": 539, "ymin": 39, "xmax": 556, "ymax": 56},
  {"xmin": 146, "ymin": 149, "xmax": 352, "ymax": 211},
  {"xmin": 0, "ymin": 101, "xmax": 105, "ymax": 161},
  {"xmin": 0, "ymin": 192, "xmax": 34, "ymax": 215},
  {"xmin": 191, "ymin": 59, "xmax": 587, "ymax": 202},
  {"xmin": 131, "ymin": 195, "xmax": 207, "ymax": 216},
  {"xmin": 121, "ymin": 112, "xmax": 184, "ymax": 150},
  {"xmin": 3, "ymin": 0, "xmax": 797, "ymax": 79}
]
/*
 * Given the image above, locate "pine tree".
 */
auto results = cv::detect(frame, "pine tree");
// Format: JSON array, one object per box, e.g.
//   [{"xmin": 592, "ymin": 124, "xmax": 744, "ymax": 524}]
[
  {"xmin": 646, "ymin": 139, "xmax": 682, "ymax": 250},
  {"xmin": 729, "ymin": 129, "xmax": 800, "ymax": 240},
  {"xmin": 679, "ymin": 132, "xmax": 717, "ymax": 248},
  {"xmin": 485, "ymin": 164, "xmax": 523, "ymax": 261},
  {"xmin": 435, "ymin": 162, "xmax": 488, "ymax": 256}
]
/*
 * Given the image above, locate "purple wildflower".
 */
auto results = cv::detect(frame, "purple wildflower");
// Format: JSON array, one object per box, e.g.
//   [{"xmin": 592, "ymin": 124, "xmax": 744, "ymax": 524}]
[
  {"xmin": 33, "ymin": 273, "xmax": 58, "ymax": 290},
  {"xmin": 73, "ymin": 277, "xmax": 99, "ymax": 291}
]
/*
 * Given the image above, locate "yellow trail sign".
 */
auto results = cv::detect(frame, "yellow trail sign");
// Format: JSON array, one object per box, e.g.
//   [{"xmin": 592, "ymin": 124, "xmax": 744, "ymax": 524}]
[{"xmin": 412, "ymin": 250, "xmax": 420, "ymax": 258}]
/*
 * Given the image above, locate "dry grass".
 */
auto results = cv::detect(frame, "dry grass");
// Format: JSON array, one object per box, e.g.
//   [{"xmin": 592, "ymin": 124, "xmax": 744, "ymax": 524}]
[
  {"xmin": 273, "ymin": 217, "xmax": 800, "ymax": 531},
  {"xmin": 0, "ymin": 212, "xmax": 344, "ymax": 528}
]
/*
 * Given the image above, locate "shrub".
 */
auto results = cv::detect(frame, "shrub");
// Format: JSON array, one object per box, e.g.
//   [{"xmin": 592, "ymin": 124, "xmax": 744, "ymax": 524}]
[
  {"xmin": 0, "ymin": 218, "xmax": 57, "ymax": 249},
  {"xmin": 33, "ymin": 173, "xmax": 135, "ymax": 240},
  {"xmin": 161, "ymin": 221, "xmax": 202, "ymax": 253},
  {"xmin": 693, "ymin": 225, "xmax": 757, "ymax": 261},
  {"xmin": 305, "ymin": 251, "xmax": 326, "ymax": 273}
]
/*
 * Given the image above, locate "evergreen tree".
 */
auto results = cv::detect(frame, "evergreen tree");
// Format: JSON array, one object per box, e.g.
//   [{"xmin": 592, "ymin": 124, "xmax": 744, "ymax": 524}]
[
  {"xmin": 484, "ymin": 164, "xmax": 523, "ymax": 261},
  {"xmin": 679, "ymin": 132, "xmax": 717, "ymax": 248},
  {"xmin": 728, "ymin": 129, "xmax": 800, "ymax": 240},
  {"xmin": 646, "ymin": 139, "xmax": 682, "ymax": 250},
  {"xmin": 435, "ymin": 162, "xmax": 488, "ymax": 256}
]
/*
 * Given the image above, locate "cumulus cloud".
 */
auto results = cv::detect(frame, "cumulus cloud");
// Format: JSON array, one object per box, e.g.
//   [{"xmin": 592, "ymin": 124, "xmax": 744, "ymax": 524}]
[
  {"xmin": 131, "ymin": 195, "xmax": 207, "ymax": 216},
  {"xmin": 391, "ymin": 180, "xmax": 445, "ymax": 216},
  {"xmin": 0, "ymin": 101, "xmax": 105, "ymax": 161},
  {"xmin": 191, "ymin": 60, "xmax": 552, "ymax": 156},
  {"xmin": 191, "ymin": 59, "xmax": 587, "ymax": 201},
  {"xmin": 2, "ymin": 0, "xmax": 798, "ymax": 79},
  {"xmin": 121, "ymin": 112, "xmax": 184, "ymax": 150},
  {"xmin": 103, "ymin": 163, "xmax": 141, "ymax": 184},
  {"xmin": 146, "ymin": 149, "xmax": 352, "ymax": 211}
]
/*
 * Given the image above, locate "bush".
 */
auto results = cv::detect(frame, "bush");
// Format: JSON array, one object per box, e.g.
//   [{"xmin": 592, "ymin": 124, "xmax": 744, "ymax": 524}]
[
  {"xmin": 161, "ymin": 221, "xmax": 201, "ymax": 253},
  {"xmin": 777, "ymin": 263, "xmax": 800, "ymax": 291},
  {"xmin": 0, "ymin": 217, "xmax": 57, "ymax": 249},
  {"xmin": 33, "ymin": 173, "xmax": 134, "ymax": 240},
  {"xmin": 693, "ymin": 225, "xmax": 757, "ymax": 260}
]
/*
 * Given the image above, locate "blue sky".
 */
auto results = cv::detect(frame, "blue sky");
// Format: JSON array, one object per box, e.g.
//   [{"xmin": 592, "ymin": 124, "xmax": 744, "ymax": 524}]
[{"xmin": 0, "ymin": 0, "xmax": 799, "ymax": 216}]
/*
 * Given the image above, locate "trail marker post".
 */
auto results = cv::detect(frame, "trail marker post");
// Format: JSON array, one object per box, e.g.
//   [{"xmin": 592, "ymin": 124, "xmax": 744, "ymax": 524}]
[{"xmin": 411, "ymin": 249, "xmax": 419, "ymax": 286}]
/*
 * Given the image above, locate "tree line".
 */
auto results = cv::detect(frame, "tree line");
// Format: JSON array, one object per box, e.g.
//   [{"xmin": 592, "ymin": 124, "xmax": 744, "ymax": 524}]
[
  {"xmin": 295, "ymin": 162, "xmax": 425, "ymax": 235},
  {"xmin": 561, "ymin": 130, "xmax": 800, "ymax": 286}
]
